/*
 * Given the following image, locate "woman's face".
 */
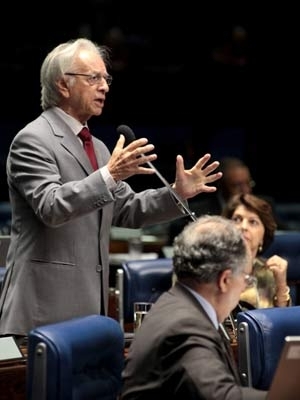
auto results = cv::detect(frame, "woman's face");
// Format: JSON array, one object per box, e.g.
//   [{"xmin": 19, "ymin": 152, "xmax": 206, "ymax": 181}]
[{"xmin": 231, "ymin": 204, "xmax": 265, "ymax": 259}]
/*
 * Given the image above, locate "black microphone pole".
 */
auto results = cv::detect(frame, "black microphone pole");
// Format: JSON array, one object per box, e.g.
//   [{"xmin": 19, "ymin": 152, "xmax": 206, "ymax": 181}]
[{"xmin": 117, "ymin": 125, "xmax": 197, "ymax": 222}]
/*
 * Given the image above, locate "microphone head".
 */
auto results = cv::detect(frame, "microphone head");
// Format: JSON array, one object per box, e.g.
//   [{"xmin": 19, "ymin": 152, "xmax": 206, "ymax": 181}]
[{"xmin": 117, "ymin": 124, "xmax": 136, "ymax": 145}]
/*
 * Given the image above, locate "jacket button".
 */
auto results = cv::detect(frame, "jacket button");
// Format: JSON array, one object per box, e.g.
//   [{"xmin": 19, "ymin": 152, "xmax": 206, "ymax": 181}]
[{"xmin": 96, "ymin": 264, "xmax": 102, "ymax": 272}]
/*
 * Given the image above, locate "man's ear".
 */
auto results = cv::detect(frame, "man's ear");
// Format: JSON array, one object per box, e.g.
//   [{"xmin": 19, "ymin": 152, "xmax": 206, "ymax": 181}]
[
  {"xmin": 218, "ymin": 269, "xmax": 232, "ymax": 293},
  {"xmin": 56, "ymin": 78, "xmax": 70, "ymax": 99}
]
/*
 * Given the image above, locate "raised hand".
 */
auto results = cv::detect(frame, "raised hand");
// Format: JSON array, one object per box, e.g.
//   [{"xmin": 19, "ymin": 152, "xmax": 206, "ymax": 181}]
[
  {"xmin": 107, "ymin": 134, "xmax": 157, "ymax": 181},
  {"xmin": 172, "ymin": 154, "xmax": 223, "ymax": 200}
]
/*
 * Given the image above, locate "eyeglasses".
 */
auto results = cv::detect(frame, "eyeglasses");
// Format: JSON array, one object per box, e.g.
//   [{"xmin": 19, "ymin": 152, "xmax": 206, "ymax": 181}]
[
  {"xmin": 242, "ymin": 272, "xmax": 257, "ymax": 288},
  {"xmin": 64, "ymin": 72, "xmax": 113, "ymax": 86},
  {"xmin": 229, "ymin": 180, "xmax": 256, "ymax": 189}
]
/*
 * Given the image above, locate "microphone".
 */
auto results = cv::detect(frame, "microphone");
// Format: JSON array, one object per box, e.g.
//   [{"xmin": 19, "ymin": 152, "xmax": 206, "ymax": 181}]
[{"xmin": 117, "ymin": 124, "xmax": 196, "ymax": 221}]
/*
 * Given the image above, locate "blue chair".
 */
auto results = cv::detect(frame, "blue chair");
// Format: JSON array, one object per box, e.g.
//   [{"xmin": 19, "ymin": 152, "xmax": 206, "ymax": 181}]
[
  {"xmin": 237, "ymin": 306, "xmax": 300, "ymax": 390},
  {"xmin": 262, "ymin": 231, "xmax": 300, "ymax": 305},
  {"xmin": 0, "ymin": 235, "xmax": 10, "ymax": 294},
  {"xmin": 116, "ymin": 258, "xmax": 173, "ymax": 330},
  {"xmin": 0, "ymin": 202, "xmax": 11, "ymax": 234},
  {"xmin": 0, "ymin": 267, "xmax": 6, "ymax": 295},
  {"xmin": 27, "ymin": 314, "xmax": 124, "ymax": 400}
]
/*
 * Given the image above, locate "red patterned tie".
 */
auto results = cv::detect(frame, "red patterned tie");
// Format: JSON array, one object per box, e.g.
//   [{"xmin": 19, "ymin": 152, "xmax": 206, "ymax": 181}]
[{"xmin": 78, "ymin": 127, "xmax": 99, "ymax": 171}]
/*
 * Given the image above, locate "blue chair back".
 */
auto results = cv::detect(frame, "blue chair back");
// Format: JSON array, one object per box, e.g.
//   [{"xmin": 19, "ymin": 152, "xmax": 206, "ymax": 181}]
[
  {"xmin": 0, "ymin": 202, "xmax": 11, "ymax": 233},
  {"xmin": 117, "ymin": 258, "xmax": 173, "ymax": 325},
  {"xmin": 237, "ymin": 306, "xmax": 300, "ymax": 390},
  {"xmin": 0, "ymin": 267, "xmax": 6, "ymax": 295},
  {"xmin": 0, "ymin": 235, "xmax": 10, "ymax": 294},
  {"xmin": 27, "ymin": 314, "xmax": 124, "ymax": 400},
  {"xmin": 262, "ymin": 231, "xmax": 300, "ymax": 304}
]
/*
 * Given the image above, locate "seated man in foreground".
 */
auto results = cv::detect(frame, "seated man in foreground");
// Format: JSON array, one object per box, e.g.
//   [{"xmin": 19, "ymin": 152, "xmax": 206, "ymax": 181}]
[{"xmin": 121, "ymin": 215, "xmax": 267, "ymax": 399}]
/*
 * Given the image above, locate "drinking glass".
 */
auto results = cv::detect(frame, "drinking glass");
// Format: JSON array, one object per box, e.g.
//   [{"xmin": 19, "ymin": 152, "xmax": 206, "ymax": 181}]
[{"xmin": 133, "ymin": 302, "xmax": 152, "ymax": 332}]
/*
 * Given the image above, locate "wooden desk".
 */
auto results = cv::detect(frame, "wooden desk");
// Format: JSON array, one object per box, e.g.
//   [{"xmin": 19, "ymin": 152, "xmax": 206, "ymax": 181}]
[
  {"xmin": 109, "ymin": 237, "xmax": 167, "ymax": 255},
  {"xmin": 0, "ymin": 348, "xmax": 27, "ymax": 400}
]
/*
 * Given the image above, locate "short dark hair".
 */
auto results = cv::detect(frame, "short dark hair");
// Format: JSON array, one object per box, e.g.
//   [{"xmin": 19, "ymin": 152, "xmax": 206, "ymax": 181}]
[{"xmin": 173, "ymin": 215, "xmax": 249, "ymax": 283}]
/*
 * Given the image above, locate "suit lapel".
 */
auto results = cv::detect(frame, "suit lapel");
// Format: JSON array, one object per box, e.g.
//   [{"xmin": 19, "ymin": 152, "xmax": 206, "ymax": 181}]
[
  {"xmin": 61, "ymin": 133, "xmax": 94, "ymax": 174},
  {"xmin": 42, "ymin": 109, "xmax": 95, "ymax": 174}
]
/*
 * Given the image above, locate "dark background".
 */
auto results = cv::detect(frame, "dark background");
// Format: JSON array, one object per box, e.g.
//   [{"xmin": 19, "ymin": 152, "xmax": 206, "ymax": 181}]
[{"xmin": 0, "ymin": 2, "xmax": 298, "ymax": 203}]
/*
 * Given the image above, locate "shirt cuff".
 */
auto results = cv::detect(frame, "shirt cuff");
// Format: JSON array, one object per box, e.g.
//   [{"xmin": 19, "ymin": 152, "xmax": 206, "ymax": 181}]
[{"xmin": 100, "ymin": 165, "xmax": 117, "ymax": 191}]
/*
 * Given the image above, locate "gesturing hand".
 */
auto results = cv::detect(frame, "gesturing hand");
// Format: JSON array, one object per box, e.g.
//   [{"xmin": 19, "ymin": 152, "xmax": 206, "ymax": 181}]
[
  {"xmin": 172, "ymin": 154, "xmax": 223, "ymax": 200},
  {"xmin": 107, "ymin": 134, "xmax": 157, "ymax": 181}
]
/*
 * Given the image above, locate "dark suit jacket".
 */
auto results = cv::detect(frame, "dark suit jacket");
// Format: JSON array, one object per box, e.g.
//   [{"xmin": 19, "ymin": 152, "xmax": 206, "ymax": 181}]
[
  {"xmin": 0, "ymin": 108, "xmax": 182, "ymax": 335},
  {"xmin": 121, "ymin": 283, "xmax": 267, "ymax": 400}
]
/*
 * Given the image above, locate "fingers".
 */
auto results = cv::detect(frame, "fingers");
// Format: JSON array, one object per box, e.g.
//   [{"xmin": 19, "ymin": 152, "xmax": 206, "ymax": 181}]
[
  {"xmin": 266, "ymin": 255, "xmax": 288, "ymax": 276},
  {"xmin": 113, "ymin": 134, "xmax": 126, "ymax": 151},
  {"xmin": 192, "ymin": 153, "xmax": 211, "ymax": 164},
  {"xmin": 202, "ymin": 161, "xmax": 221, "ymax": 176},
  {"xmin": 195, "ymin": 159, "xmax": 221, "ymax": 176},
  {"xmin": 189, "ymin": 153, "xmax": 221, "ymax": 175},
  {"xmin": 267, "ymin": 255, "xmax": 288, "ymax": 267},
  {"xmin": 109, "ymin": 136, "xmax": 157, "ymax": 181},
  {"xmin": 123, "ymin": 137, "xmax": 155, "ymax": 158},
  {"xmin": 205, "ymin": 171, "xmax": 223, "ymax": 184},
  {"xmin": 112, "ymin": 136, "xmax": 156, "ymax": 162},
  {"xmin": 175, "ymin": 154, "xmax": 184, "ymax": 170},
  {"xmin": 193, "ymin": 153, "xmax": 213, "ymax": 168}
]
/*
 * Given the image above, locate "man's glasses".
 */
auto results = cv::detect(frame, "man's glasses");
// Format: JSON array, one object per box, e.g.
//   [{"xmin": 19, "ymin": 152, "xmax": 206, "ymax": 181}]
[
  {"xmin": 243, "ymin": 272, "xmax": 257, "ymax": 288},
  {"xmin": 229, "ymin": 180, "xmax": 256, "ymax": 189},
  {"xmin": 64, "ymin": 72, "xmax": 113, "ymax": 86}
]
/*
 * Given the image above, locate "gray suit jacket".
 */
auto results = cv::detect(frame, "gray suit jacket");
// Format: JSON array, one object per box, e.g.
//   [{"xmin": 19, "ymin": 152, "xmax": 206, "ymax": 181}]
[
  {"xmin": 0, "ymin": 109, "xmax": 182, "ymax": 335},
  {"xmin": 121, "ymin": 283, "xmax": 267, "ymax": 400}
]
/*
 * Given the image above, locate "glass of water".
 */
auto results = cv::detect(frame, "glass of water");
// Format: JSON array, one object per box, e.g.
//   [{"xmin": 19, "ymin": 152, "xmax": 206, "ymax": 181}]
[{"xmin": 133, "ymin": 302, "xmax": 152, "ymax": 332}]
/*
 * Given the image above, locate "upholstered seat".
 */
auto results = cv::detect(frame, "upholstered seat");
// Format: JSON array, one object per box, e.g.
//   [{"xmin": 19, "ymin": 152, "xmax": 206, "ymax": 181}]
[
  {"xmin": 115, "ymin": 258, "xmax": 173, "ymax": 330},
  {"xmin": 0, "ymin": 267, "xmax": 6, "ymax": 295},
  {"xmin": 27, "ymin": 314, "xmax": 124, "ymax": 400},
  {"xmin": 262, "ymin": 231, "xmax": 300, "ymax": 305},
  {"xmin": 237, "ymin": 306, "xmax": 300, "ymax": 390}
]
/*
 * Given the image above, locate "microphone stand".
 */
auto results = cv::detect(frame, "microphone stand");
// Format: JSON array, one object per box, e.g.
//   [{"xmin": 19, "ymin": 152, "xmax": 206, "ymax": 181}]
[
  {"xmin": 146, "ymin": 160, "xmax": 197, "ymax": 222},
  {"xmin": 117, "ymin": 124, "xmax": 196, "ymax": 222}
]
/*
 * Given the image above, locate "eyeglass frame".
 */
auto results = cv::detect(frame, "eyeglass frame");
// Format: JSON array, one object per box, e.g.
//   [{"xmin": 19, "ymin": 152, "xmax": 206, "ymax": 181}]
[
  {"xmin": 242, "ymin": 272, "xmax": 257, "ymax": 288},
  {"xmin": 228, "ymin": 179, "xmax": 256, "ymax": 189},
  {"xmin": 223, "ymin": 271, "xmax": 257, "ymax": 342},
  {"xmin": 64, "ymin": 72, "xmax": 113, "ymax": 86}
]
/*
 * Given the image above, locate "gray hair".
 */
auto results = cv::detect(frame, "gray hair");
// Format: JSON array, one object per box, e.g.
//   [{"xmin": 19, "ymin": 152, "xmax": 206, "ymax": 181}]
[
  {"xmin": 173, "ymin": 215, "xmax": 249, "ymax": 284},
  {"xmin": 40, "ymin": 38, "xmax": 110, "ymax": 110}
]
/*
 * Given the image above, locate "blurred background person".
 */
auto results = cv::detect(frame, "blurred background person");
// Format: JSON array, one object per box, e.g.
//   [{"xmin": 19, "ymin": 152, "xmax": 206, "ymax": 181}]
[
  {"xmin": 222, "ymin": 193, "xmax": 291, "ymax": 312},
  {"xmin": 167, "ymin": 156, "xmax": 288, "ymax": 244},
  {"xmin": 191, "ymin": 156, "xmax": 255, "ymax": 214},
  {"xmin": 210, "ymin": 24, "xmax": 251, "ymax": 67},
  {"xmin": 121, "ymin": 215, "xmax": 267, "ymax": 399}
]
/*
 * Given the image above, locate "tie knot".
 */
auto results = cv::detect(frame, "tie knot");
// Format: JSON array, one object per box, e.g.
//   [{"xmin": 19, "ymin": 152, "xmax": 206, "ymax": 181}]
[{"xmin": 78, "ymin": 127, "xmax": 92, "ymax": 142}]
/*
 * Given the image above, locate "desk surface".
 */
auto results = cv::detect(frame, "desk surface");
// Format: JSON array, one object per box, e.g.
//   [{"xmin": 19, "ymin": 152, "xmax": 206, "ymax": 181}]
[
  {"xmin": 109, "ymin": 252, "xmax": 158, "ymax": 264},
  {"xmin": 109, "ymin": 236, "xmax": 167, "ymax": 255},
  {"xmin": 0, "ymin": 357, "xmax": 26, "ymax": 400}
]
